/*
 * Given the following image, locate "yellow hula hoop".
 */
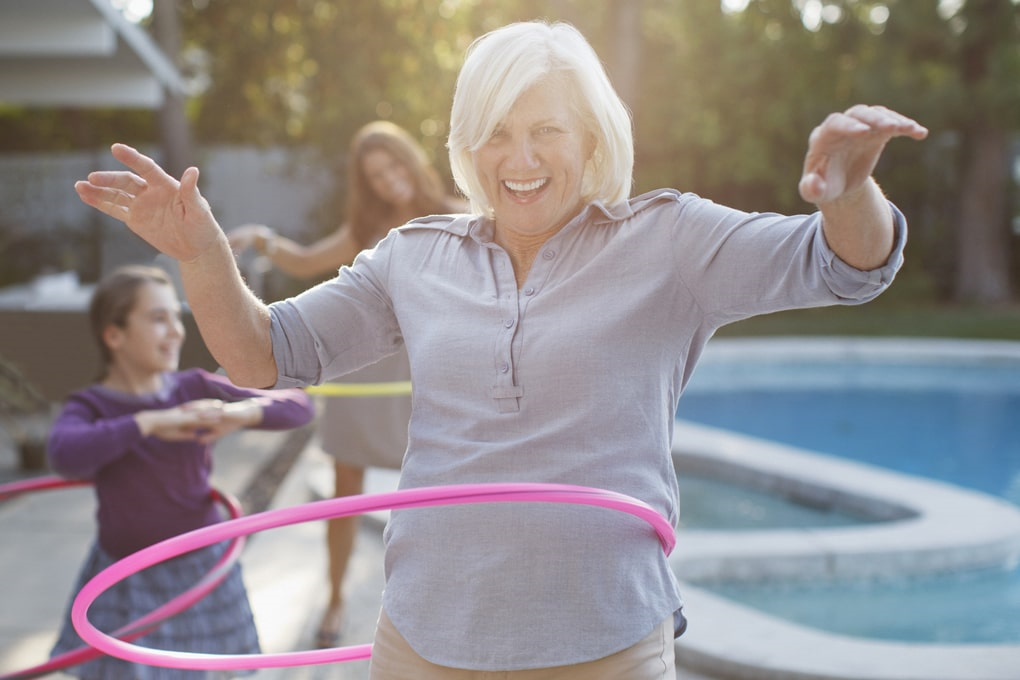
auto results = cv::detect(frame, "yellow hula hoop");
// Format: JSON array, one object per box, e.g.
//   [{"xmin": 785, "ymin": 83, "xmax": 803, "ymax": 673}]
[{"xmin": 305, "ymin": 380, "xmax": 412, "ymax": 397}]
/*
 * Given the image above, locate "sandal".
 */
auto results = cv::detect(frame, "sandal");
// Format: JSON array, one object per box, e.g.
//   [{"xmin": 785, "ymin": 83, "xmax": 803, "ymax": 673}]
[{"xmin": 315, "ymin": 603, "xmax": 344, "ymax": 648}]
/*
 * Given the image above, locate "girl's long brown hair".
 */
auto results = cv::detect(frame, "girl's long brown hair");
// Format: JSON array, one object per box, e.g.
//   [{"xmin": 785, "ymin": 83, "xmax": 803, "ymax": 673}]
[{"xmin": 346, "ymin": 121, "xmax": 457, "ymax": 250}]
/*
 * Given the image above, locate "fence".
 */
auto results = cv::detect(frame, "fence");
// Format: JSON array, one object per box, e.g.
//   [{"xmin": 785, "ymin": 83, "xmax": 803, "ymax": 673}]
[{"xmin": 0, "ymin": 145, "xmax": 337, "ymax": 285}]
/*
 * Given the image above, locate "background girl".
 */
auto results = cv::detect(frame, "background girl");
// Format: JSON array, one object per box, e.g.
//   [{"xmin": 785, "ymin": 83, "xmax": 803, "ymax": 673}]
[
  {"xmin": 227, "ymin": 120, "xmax": 465, "ymax": 647},
  {"xmin": 47, "ymin": 264, "xmax": 314, "ymax": 679}
]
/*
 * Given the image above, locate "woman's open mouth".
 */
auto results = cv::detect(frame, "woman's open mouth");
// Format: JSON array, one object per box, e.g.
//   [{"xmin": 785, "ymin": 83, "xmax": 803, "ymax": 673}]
[{"xmin": 503, "ymin": 178, "xmax": 548, "ymax": 199}]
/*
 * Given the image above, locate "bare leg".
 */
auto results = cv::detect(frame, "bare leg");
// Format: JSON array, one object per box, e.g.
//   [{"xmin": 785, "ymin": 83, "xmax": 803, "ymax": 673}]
[{"xmin": 317, "ymin": 461, "xmax": 366, "ymax": 647}]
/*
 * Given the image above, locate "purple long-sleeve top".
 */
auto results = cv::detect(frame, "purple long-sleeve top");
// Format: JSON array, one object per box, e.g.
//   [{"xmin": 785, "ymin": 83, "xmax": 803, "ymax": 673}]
[{"xmin": 47, "ymin": 367, "xmax": 314, "ymax": 558}]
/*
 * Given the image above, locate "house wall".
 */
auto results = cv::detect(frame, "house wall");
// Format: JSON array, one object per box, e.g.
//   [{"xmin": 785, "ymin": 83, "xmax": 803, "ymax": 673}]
[
  {"xmin": 0, "ymin": 145, "xmax": 337, "ymax": 282},
  {"xmin": 0, "ymin": 308, "xmax": 216, "ymax": 402}
]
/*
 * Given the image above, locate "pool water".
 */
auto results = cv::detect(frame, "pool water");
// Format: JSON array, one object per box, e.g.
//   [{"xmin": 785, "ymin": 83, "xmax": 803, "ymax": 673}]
[
  {"xmin": 710, "ymin": 565, "xmax": 1020, "ymax": 644},
  {"xmin": 677, "ymin": 388, "xmax": 1020, "ymax": 505},
  {"xmin": 676, "ymin": 472, "xmax": 876, "ymax": 530},
  {"xmin": 674, "ymin": 352, "xmax": 1020, "ymax": 644}
]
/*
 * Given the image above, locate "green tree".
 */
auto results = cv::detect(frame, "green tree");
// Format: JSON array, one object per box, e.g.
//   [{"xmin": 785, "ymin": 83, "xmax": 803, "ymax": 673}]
[
  {"xmin": 848, "ymin": 0, "xmax": 1019, "ymax": 303},
  {"xmin": 633, "ymin": 1, "xmax": 1017, "ymax": 302},
  {"xmin": 2, "ymin": 0, "xmax": 1015, "ymax": 303},
  {"xmin": 177, "ymin": 0, "xmax": 486, "ymax": 228},
  {"xmin": 174, "ymin": 0, "xmax": 620, "ymax": 228},
  {"xmin": 636, "ymin": 1, "xmax": 823, "ymax": 211},
  {"xmin": 153, "ymin": 0, "xmax": 194, "ymax": 178},
  {"xmin": 944, "ymin": 0, "xmax": 1018, "ymax": 303}
]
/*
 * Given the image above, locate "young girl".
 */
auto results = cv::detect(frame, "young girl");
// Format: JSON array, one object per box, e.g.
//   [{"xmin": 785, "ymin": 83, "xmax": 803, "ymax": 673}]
[{"xmin": 47, "ymin": 264, "xmax": 315, "ymax": 679}]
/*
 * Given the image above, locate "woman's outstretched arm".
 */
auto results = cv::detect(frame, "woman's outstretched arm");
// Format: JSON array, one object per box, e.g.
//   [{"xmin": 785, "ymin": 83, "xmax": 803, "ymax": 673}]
[
  {"xmin": 798, "ymin": 105, "xmax": 927, "ymax": 271},
  {"xmin": 75, "ymin": 144, "xmax": 278, "ymax": 388}
]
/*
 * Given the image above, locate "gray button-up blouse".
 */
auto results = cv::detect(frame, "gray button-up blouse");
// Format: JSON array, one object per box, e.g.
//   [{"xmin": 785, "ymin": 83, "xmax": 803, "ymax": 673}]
[{"xmin": 269, "ymin": 188, "xmax": 906, "ymax": 670}]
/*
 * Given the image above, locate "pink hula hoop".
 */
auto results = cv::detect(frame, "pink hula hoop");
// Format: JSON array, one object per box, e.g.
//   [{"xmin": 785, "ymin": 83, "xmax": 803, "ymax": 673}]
[
  {"xmin": 0, "ymin": 475, "xmax": 90, "ymax": 501},
  {"xmin": 0, "ymin": 475, "xmax": 245, "ymax": 680},
  {"xmin": 72, "ymin": 482, "xmax": 675, "ymax": 671}
]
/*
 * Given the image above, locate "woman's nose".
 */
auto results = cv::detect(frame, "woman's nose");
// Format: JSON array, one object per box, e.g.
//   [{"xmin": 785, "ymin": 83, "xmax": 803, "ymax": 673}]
[{"xmin": 508, "ymin": 138, "xmax": 539, "ymax": 169}]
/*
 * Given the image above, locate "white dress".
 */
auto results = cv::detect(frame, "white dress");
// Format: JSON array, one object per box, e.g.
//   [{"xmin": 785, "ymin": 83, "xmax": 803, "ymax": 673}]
[{"xmin": 316, "ymin": 349, "xmax": 410, "ymax": 469}]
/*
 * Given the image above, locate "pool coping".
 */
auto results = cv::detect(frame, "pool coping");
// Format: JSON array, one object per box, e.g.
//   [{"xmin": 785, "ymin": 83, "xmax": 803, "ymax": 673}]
[
  {"xmin": 671, "ymin": 422, "xmax": 1020, "ymax": 582},
  {"xmin": 670, "ymin": 337, "xmax": 1020, "ymax": 679}
]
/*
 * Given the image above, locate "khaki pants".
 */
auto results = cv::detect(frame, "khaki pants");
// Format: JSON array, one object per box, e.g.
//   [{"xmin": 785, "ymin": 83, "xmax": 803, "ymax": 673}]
[{"xmin": 369, "ymin": 609, "xmax": 676, "ymax": 679}]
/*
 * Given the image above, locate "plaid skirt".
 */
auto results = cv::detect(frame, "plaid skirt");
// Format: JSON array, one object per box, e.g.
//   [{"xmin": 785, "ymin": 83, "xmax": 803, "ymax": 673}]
[{"xmin": 50, "ymin": 540, "xmax": 260, "ymax": 680}]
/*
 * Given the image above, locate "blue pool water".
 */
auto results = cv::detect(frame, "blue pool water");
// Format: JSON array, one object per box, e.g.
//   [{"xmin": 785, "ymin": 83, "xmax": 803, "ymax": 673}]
[
  {"xmin": 676, "ymin": 472, "xmax": 876, "ymax": 530},
  {"xmin": 674, "ymin": 345, "xmax": 1020, "ymax": 644},
  {"xmin": 677, "ymin": 388, "xmax": 1020, "ymax": 506}
]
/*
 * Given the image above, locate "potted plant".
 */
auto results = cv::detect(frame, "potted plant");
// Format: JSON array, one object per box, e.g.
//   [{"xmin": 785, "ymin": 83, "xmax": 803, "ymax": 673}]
[{"xmin": 0, "ymin": 353, "xmax": 52, "ymax": 471}]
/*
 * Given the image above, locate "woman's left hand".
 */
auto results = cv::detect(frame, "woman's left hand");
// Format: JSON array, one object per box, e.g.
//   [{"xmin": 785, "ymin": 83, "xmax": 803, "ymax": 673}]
[{"xmin": 799, "ymin": 105, "xmax": 928, "ymax": 206}]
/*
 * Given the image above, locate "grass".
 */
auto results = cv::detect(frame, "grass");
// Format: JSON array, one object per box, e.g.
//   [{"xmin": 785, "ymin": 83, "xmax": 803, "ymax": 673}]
[
  {"xmin": 716, "ymin": 270, "xmax": 1020, "ymax": 340},
  {"xmin": 718, "ymin": 300, "xmax": 1020, "ymax": 340}
]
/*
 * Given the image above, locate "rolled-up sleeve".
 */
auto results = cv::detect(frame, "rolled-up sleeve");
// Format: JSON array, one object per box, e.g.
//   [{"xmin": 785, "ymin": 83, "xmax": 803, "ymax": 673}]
[
  {"xmin": 672, "ymin": 193, "xmax": 908, "ymax": 326},
  {"xmin": 269, "ymin": 302, "xmax": 324, "ymax": 389},
  {"xmin": 815, "ymin": 202, "xmax": 907, "ymax": 302},
  {"xmin": 267, "ymin": 242, "xmax": 405, "ymax": 390}
]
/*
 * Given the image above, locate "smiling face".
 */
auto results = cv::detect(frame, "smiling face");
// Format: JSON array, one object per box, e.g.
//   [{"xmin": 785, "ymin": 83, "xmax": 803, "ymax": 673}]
[
  {"xmin": 472, "ymin": 77, "xmax": 593, "ymax": 242},
  {"xmin": 362, "ymin": 148, "xmax": 415, "ymax": 208},
  {"xmin": 104, "ymin": 281, "xmax": 185, "ymax": 379}
]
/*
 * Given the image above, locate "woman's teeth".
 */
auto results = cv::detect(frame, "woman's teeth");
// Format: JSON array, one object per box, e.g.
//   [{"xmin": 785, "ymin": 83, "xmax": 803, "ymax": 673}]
[{"xmin": 504, "ymin": 178, "xmax": 546, "ymax": 193}]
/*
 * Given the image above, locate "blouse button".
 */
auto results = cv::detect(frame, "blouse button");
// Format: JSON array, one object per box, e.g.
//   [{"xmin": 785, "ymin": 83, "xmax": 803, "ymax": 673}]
[
  {"xmin": 499, "ymin": 362, "xmax": 510, "ymax": 373},
  {"xmin": 542, "ymin": 249, "xmax": 556, "ymax": 260},
  {"xmin": 523, "ymin": 287, "xmax": 535, "ymax": 296},
  {"xmin": 503, "ymin": 318, "xmax": 515, "ymax": 328}
]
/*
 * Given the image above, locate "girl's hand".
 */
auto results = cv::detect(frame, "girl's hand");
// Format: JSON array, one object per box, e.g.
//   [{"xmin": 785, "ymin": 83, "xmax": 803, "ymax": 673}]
[
  {"xmin": 799, "ymin": 105, "xmax": 928, "ymax": 207},
  {"xmin": 226, "ymin": 224, "xmax": 275, "ymax": 255},
  {"xmin": 135, "ymin": 398, "xmax": 264, "ymax": 444},
  {"xmin": 74, "ymin": 144, "xmax": 224, "ymax": 263},
  {"xmin": 135, "ymin": 401, "xmax": 225, "ymax": 442},
  {"xmin": 190, "ymin": 399, "xmax": 266, "ymax": 444}
]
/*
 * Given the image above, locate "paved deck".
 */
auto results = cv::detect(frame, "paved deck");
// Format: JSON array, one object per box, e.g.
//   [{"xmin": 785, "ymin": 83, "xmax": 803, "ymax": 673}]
[
  {"xmin": 0, "ymin": 429, "xmax": 708, "ymax": 679},
  {"xmin": 4, "ymin": 337, "xmax": 1019, "ymax": 679}
]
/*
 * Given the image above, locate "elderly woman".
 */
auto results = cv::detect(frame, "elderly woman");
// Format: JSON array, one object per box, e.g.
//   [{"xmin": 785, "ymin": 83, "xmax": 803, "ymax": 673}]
[{"xmin": 75, "ymin": 19, "xmax": 926, "ymax": 680}]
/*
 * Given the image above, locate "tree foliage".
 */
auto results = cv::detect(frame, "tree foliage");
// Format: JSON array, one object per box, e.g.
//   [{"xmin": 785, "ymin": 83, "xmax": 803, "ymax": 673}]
[{"xmin": 0, "ymin": 0, "xmax": 1016, "ymax": 300}]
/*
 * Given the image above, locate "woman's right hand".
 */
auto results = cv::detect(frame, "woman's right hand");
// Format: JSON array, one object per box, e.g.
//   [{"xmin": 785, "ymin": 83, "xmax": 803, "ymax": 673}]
[{"xmin": 74, "ymin": 143, "xmax": 223, "ymax": 263}]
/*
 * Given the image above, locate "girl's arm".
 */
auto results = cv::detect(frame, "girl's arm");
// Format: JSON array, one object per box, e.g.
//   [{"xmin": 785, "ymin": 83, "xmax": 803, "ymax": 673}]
[
  {"xmin": 179, "ymin": 393, "xmax": 314, "ymax": 445},
  {"xmin": 47, "ymin": 400, "xmax": 141, "ymax": 479},
  {"xmin": 200, "ymin": 370, "xmax": 315, "ymax": 430},
  {"xmin": 46, "ymin": 398, "xmax": 218, "ymax": 477},
  {"xmin": 228, "ymin": 223, "xmax": 362, "ymax": 279}
]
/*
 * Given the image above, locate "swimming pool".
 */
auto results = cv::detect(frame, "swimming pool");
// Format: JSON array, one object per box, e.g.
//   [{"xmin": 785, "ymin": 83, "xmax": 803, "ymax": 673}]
[
  {"xmin": 674, "ymin": 338, "xmax": 1020, "ymax": 645},
  {"xmin": 676, "ymin": 471, "xmax": 880, "ymax": 530}
]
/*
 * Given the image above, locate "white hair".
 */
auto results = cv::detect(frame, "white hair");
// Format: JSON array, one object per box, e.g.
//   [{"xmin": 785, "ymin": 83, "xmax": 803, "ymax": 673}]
[{"xmin": 448, "ymin": 21, "xmax": 634, "ymax": 216}]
